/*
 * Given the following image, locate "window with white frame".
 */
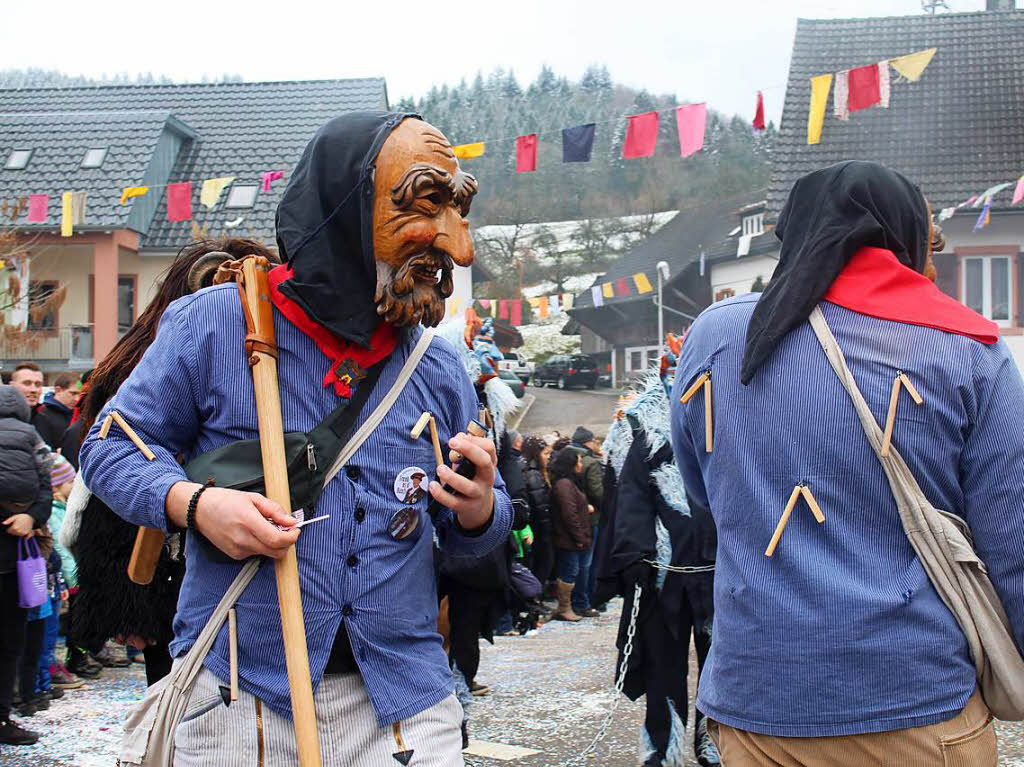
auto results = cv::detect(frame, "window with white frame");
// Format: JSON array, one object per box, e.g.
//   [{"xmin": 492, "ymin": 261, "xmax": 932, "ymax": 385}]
[
  {"xmin": 81, "ymin": 148, "xmax": 108, "ymax": 168},
  {"xmin": 5, "ymin": 149, "xmax": 32, "ymax": 170},
  {"xmin": 962, "ymin": 256, "xmax": 1013, "ymax": 326},
  {"xmin": 225, "ymin": 184, "xmax": 258, "ymax": 208},
  {"xmin": 742, "ymin": 212, "xmax": 764, "ymax": 237},
  {"xmin": 625, "ymin": 345, "xmax": 660, "ymax": 373}
]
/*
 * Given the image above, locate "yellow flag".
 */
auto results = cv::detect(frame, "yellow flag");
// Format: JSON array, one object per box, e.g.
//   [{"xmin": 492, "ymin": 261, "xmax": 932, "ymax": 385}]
[
  {"xmin": 538, "ymin": 296, "xmax": 549, "ymax": 319},
  {"xmin": 633, "ymin": 272, "xmax": 653, "ymax": 294},
  {"xmin": 807, "ymin": 73, "xmax": 833, "ymax": 146},
  {"xmin": 562, "ymin": 293, "xmax": 574, "ymax": 310},
  {"xmin": 61, "ymin": 192, "xmax": 73, "ymax": 237},
  {"xmin": 490, "ymin": 299, "xmax": 498, "ymax": 317},
  {"xmin": 453, "ymin": 142, "xmax": 485, "ymax": 159},
  {"xmin": 120, "ymin": 186, "xmax": 148, "ymax": 205},
  {"xmin": 200, "ymin": 177, "xmax": 235, "ymax": 209},
  {"xmin": 602, "ymin": 282, "xmax": 614, "ymax": 298},
  {"xmin": 890, "ymin": 48, "xmax": 936, "ymax": 82}
]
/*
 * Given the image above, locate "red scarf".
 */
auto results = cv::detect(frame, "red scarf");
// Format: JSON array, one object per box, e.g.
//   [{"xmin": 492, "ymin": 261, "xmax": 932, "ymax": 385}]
[
  {"xmin": 268, "ymin": 265, "xmax": 397, "ymax": 397},
  {"xmin": 823, "ymin": 247, "xmax": 998, "ymax": 344}
]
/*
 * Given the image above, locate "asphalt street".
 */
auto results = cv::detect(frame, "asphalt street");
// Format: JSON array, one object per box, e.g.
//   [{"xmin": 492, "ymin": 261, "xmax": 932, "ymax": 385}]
[{"xmin": 516, "ymin": 384, "xmax": 620, "ymax": 440}]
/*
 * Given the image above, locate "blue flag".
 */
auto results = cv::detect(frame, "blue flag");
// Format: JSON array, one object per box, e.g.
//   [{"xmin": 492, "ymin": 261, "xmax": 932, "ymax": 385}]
[{"xmin": 562, "ymin": 123, "xmax": 596, "ymax": 163}]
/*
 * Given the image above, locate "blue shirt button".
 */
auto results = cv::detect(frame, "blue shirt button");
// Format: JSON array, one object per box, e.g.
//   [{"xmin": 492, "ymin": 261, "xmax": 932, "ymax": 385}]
[
  {"xmin": 342, "ymin": 604, "xmax": 353, "ymax": 616},
  {"xmin": 346, "ymin": 465, "xmax": 360, "ymax": 480},
  {"xmin": 354, "ymin": 507, "xmax": 366, "ymax": 522},
  {"xmin": 347, "ymin": 555, "xmax": 359, "ymax": 567}
]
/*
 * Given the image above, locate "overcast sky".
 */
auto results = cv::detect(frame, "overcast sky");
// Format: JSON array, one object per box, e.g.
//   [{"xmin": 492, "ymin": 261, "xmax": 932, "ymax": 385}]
[{"xmin": 1, "ymin": 0, "xmax": 997, "ymax": 125}]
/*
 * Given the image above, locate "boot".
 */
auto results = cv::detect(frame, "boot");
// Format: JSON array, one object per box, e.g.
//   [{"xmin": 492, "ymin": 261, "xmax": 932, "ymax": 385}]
[
  {"xmin": 0, "ymin": 717, "xmax": 39, "ymax": 746},
  {"xmin": 67, "ymin": 646, "xmax": 103, "ymax": 679},
  {"xmin": 554, "ymin": 580, "xmax": 581, "ymax": 622}
]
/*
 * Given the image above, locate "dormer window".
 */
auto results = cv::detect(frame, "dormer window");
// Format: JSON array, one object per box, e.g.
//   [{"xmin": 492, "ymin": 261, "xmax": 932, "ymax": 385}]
[
  {"xmin": 5, "ymin": 149, "xmax": 32, "ymax": 170},
  {"xmin": 81, "ymin": 148, "xmax": 108, "ymax": 168},
  {"xmin": 742, "ymin": 212, "xmax": 764, "ymax": 237}
]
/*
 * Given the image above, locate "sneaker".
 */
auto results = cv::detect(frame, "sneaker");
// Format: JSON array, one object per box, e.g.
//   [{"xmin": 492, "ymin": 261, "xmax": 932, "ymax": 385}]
[
  {"xmin": 48, "ymin": 686, "xmax": 64, "ymax": 700},
  {"xmin": 0, "ymin": 718, "xmax": 40, "ymax": 745},
  {"xmin": 50, "ymin": 664, "xmax": 84, "ymax": 689},
  {"xmin": 469, "ymin": 681, "xmax": 490, "ymax": 697},
  {"xmin": 67, "ymin": 648, "xmax": 103, "ymax": 678},
  {"xmin": 93, "ymin": 646, "xmax": 130, "ymax": 668}
]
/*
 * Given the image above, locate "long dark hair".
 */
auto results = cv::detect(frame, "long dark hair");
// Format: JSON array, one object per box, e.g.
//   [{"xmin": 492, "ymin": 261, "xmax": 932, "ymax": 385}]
[
  {"xmin": 548, "ymin": 447, "xmax": 581, "ymax": 484},
  {"xmin": 80, "ymin": 238, "xmax": 274, "ymax": 431}
]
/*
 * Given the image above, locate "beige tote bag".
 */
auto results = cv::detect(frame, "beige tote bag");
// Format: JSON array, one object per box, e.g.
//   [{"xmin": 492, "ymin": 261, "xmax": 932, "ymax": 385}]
[
  {"xmin": 809, "ymin": 305, "xmax": 1024, "ymax": 721},
  {"xmin": 117, "ymin": 328, "xmax": 435, "ymax": 766}
]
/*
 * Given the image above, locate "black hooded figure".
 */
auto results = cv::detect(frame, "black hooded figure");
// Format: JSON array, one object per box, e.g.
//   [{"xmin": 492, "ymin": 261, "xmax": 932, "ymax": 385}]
[{"xmin": 276, "ymin": 111, "xmax": 418, "ymax": 347}]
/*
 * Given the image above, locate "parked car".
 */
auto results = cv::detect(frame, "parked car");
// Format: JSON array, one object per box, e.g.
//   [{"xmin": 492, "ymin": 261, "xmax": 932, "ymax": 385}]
[
  {"xmin": 497, "ymin": 351, "xmax": 534, "ymax": 384},
  {"xmin": 498, "ymin": 370, "xmax": 526, "ymax": 398},
  {"xmin": 532, "ymin": 354, "xmax": 598, "ymax": 389}
]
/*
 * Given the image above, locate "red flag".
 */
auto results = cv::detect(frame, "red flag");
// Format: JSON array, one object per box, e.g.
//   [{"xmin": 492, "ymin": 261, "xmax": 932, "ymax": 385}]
[
  {"xmin": 675, "ymin": 103, "xmax": 706, "ymax": 158},
  {"xmin": 616, "ymin": 277, "xmax": 630, "ymax": 296},
  {"xmin": 510, "ymin": 300, "xmax": 523, "ymax": 326},
  {"xmin": 515, "ymin": 134, "xmax": 538, "ymax": 173},
  {"xmin": 166, "ymin": 182, "xmax": 192, "ymax": 222},
  {"xmin": 499, "ymin": 299, "xmax": 509, "ymax": 319},
  {"xmin": 847, "ymin": 64, "xmax": 881, "ymax": 113},
  {"xmin": 622, "ymin": 111, "xmax": 658, "ymax": 158},
  {"xmin": 752, "ymin": 91, "xmax": 766, "ymax": 131},
  {"xmin": 27, "ymin": 194, "xmax": 48, "ymax": 222}
]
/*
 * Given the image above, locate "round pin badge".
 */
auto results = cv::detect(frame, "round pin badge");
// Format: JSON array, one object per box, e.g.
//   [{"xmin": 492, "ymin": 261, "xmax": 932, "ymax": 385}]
[
  {"xmin": 394, "ymin": 466, "xmax": 429, "ymax": 505},
  {"xmin": 388, "ymin": 507, "xmax": 419, "ymax": 540}
]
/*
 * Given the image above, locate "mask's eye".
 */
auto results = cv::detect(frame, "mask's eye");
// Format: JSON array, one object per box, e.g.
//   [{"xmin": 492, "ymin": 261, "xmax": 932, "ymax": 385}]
[{"xmin": 424, "ymin": 192, "xmax": 443, "ymax": 205}]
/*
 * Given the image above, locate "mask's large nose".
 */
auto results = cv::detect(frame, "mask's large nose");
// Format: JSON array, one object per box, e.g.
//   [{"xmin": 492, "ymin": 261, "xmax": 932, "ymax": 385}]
[{"xmin": 438, "ymin": 207, "xmax": 474, "ymax": 267}]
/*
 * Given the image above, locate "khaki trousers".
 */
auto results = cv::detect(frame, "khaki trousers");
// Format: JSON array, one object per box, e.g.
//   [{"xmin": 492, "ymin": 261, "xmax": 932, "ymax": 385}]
[
  {"xmin": 708, "ymin": 692, "xmax": 997, "ymax": 767},
  {"xmin": 172, "ymin": 667, "xmax": 465, "ymax": 766}
]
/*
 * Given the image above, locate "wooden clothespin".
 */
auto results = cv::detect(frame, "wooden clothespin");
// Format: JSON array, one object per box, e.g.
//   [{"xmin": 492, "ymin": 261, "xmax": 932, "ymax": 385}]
[
  {"xmin": 410, "ymin": 411, "xmax": 432, "ymax": 440},
  {"xmin": 680, "ymin": 370, "xmax": 713, "ymax": 453},
  {"xmin": 99, "ymin": 411, "xmax": 156, "ymax": 461},
  {"xmin": 881, "ymin": 371, "xmax": 924, "ymax": 457},
  {"xmin": 427, "ymin": 416, "xmax": 444, "ymax": 469},
  {"xmin": 228, "ymin": 608, "xmax": 239, "ymax": 703},
  {"xmin": 765, "ymin": 482, "xmax": 826, "ymax": 557}
]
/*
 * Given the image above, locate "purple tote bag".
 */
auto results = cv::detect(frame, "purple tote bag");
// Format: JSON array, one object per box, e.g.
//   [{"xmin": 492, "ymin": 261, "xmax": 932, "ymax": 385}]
[{"xmin": 17, "ymin": 536, "xmax": 48, "ymax": 609}]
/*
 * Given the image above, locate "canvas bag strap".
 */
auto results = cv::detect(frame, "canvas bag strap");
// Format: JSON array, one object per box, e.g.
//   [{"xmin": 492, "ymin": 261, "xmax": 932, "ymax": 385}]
[{"xmin": 174, "ymin": 325, "xmax": 435, "ymax": 690}]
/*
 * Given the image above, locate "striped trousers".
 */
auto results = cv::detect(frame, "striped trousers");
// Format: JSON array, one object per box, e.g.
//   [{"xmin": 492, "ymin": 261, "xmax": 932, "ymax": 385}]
[
  {"xmin": 708, "ymin": 691, "xmax": 997, "ymax": 767},
  {"xmin": 173, "ymin": 667, "xmax": 464, "ymax": 766}
]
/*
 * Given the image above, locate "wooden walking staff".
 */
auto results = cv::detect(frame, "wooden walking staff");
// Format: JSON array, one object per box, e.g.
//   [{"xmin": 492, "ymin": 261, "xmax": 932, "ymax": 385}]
[{"xmin": 234, "ymin": 255, "xmax": 322, "ymax": 766}]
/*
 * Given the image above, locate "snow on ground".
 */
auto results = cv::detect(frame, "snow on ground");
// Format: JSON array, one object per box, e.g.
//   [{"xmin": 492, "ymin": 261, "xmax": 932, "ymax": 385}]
[{"xmin": 518, "ymin": 315, "xmax": 580, "ymax": 362}]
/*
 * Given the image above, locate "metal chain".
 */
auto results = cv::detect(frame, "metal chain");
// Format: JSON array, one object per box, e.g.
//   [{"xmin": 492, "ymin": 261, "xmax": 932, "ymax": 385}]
[
  {"xmin": 644, "ymin": 559, "xmax": 716, "ymax": 574},
  {"xmin": 561, "ymin": 582, "xmax": 643, "ymax": 766}
]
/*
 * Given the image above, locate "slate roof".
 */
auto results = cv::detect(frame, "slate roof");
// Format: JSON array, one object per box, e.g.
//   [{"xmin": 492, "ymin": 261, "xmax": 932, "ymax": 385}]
[
  {"xmin": 0, "ymin": 110, "xmax": 190, "ymax": 230},
  {"xmin": 769, "ymin": 10, "xmax": 1024, "ymax": 218},
  {"xmin": 0, "ymin": 78, "xmax": 388, "ymax": 248},
  {"xmin": 572, "ymin": 191, "xmax": 765, "ymax": 309}
]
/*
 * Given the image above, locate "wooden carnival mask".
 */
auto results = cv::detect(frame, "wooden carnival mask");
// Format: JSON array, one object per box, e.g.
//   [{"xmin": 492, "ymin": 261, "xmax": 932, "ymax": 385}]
[{"xmin": 372, "ymin": 118, "xmax": 478, "ymax": 327}]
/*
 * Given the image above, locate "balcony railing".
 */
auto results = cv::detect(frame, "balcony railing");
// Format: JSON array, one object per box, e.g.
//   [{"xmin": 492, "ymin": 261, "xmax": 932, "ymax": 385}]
[{"xmin": 0, "ymin": 324, "xmax": 94, "ymax": 368}]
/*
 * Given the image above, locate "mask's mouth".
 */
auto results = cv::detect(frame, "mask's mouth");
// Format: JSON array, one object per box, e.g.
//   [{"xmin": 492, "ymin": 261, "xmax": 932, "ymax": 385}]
[{"xmin": 407, "ymin": 249, "xmax": 454, "ymax": 289}]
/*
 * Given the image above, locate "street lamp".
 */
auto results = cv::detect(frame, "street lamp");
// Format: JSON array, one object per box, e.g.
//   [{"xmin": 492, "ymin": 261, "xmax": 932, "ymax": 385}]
[{"xmin": 656, "ymin": 261, "xmax": 670, "ymax": 364}]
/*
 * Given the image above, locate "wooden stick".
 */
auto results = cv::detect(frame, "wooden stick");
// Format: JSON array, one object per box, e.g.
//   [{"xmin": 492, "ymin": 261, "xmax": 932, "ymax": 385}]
[
  {"xmin": 98, "ymin": 414, "xmax": 113, "ymax": 439},
  {"xmin": 881, "ymin": 376, "xmax": 902, "ymax": 457},
  {"xmin": 765, "ymin": 485, "xmax": 803, "ymax": 558},
  {"xmin": 240, "ymin": 257, "xmax": 321, "ymax": 767},
  {"xmin": 229, "ymin": 608, "xmax": 239, "ymax": 703},
  {"xmin": 703, "ymin": 376, "xmax": 714, "ymax": 453},
  {"xmin": 428, "ymin": 416, "xmax": 444, "ymax": 469},
  {"xmin": 127, "ymin": 526, "xmax": 166, "ymax": 585},
  {"xmin": 898, "ymin": 372, "xmax": 924, "ymax": 405},
  {"xmin": 109, "ymin": 411, "xmax": 156, "ymax": 461},
  {"xmin": 800, "ymin": 485, "xmax": 826, "ymax": 524},
  {"xmin": 410, "ymin": 411, "xmax": 432, "ymax": 440},
  {"xmin": 680, "ymin": 371, "xmax": 709, "ymax": 404}
]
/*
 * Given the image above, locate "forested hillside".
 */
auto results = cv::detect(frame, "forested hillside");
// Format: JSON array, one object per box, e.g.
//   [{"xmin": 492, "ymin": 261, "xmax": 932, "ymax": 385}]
[{"xmin": 397, "ymin": 65, "xmax": 775, "ymax": 227}]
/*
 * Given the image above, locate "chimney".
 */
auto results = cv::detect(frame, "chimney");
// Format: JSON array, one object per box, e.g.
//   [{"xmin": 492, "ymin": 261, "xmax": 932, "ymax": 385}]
[{"xmin": 987, "ymin": 0, "xmax": 1014, "ymax": 10}]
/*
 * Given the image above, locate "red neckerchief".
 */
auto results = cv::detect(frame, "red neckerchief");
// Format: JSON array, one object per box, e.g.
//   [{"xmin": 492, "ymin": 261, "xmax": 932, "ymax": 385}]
[
  {"xmin": 823, "ymin": 247, "xmax": 998, "ymax": 344},
  {"xmin": 268, "ymin": 264, "xmax": 397, "ymax": 397}
]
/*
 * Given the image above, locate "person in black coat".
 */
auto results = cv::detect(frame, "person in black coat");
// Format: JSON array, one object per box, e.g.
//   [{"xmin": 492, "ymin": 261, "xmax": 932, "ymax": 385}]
[
  {"xmin": 521, "ymin": 436, "xmax": 554, "ymax": 591},
  {"xmin": 594, "ymin": 350, "xmax": 720, "ymax": 767}
]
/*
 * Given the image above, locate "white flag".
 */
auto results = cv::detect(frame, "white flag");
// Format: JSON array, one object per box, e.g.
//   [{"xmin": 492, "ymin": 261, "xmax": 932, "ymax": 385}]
[{"xmin": 591, "ymin": 285, "xmax": 604, "ymax": 307}]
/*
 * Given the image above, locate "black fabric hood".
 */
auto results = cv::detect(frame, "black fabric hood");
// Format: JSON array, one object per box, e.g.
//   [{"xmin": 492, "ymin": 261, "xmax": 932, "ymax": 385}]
[
  {"xmin": 740, "ymin": 160, "xmax": 929, "ymax": 384},
  {"xmin": 276, "ymin": 110, "xmax": 419, "ymax": 348},
  {"xmin": 0, "ymin": 385, "xmax": 31, "ymax": 422}
]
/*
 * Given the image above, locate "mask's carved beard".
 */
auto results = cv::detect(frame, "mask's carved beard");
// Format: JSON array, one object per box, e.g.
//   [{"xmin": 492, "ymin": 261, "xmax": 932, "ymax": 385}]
[{"xmin": 375, "ymin": 251, "xmax": 455, "ymax": 327}]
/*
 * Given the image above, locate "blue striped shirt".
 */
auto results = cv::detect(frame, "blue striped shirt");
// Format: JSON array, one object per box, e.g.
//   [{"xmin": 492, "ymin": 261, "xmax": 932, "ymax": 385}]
[
  {"xmin": 671, "ymin": 295, "xmax": 1024, "ymax": 737},
  {"xmin": 79, "ymin": 283, "xmax": 512, "ymax": 725}
]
